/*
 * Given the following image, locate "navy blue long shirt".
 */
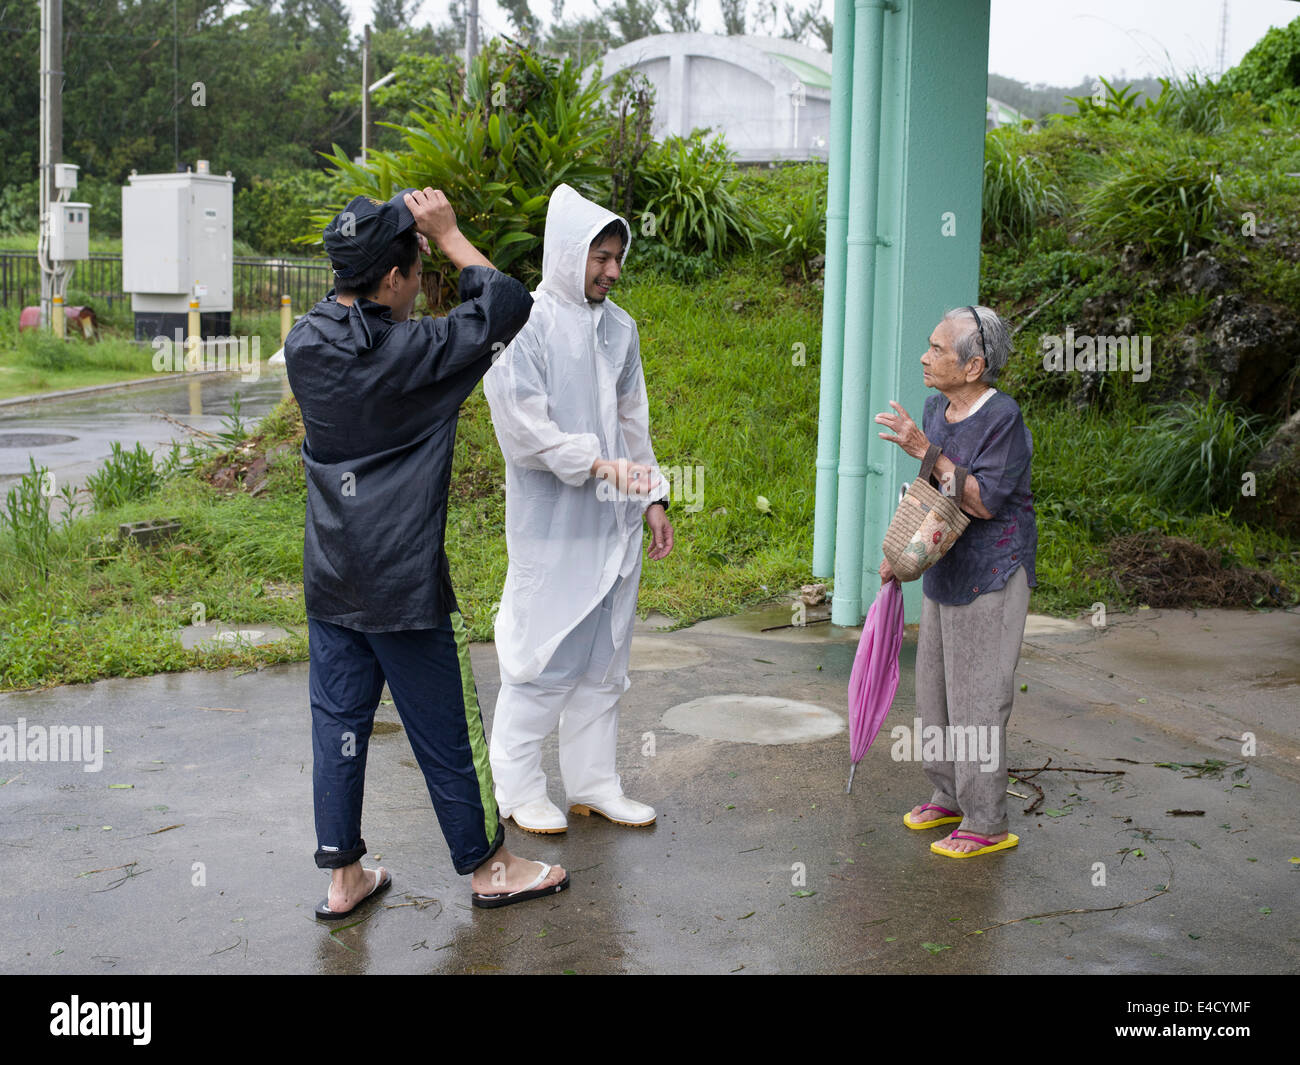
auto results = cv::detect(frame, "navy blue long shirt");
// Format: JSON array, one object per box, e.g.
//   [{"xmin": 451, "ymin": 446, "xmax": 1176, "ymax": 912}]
[
  {"xmin": 920, "ymin": 389, "xmax": 1038, "ymax": 606},
  {"xmin": 284, "ymin": 265, "xmax": 533, "ymax": 631}
]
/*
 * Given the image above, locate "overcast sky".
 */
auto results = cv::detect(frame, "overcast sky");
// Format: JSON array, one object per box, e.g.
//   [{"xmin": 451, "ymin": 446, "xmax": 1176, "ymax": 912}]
[{"xmin": 344, "ymin": 0, "xmax": 1300, "ymax": 85}]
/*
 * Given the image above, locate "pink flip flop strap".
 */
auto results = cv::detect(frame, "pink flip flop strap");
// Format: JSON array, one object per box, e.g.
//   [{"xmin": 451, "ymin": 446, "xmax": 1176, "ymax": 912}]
[
  {"xmin": 950, "ymin": 831, "xmax": 997, "ymax": 846},
  {"xmin": 920, "ymin": 804, "xmax": 958, "ymax": 817}
]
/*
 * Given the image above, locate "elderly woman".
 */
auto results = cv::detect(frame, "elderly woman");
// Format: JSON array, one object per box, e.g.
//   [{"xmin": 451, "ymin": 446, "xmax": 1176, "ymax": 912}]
[{"xmin": 875, "ymin": 305, "xmax": 1037, "ymax": 858}]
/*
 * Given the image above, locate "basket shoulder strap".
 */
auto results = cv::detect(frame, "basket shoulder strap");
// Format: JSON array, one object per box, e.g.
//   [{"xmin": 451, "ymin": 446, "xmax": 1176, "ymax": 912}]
[
  {"xmin": 919, "ymin": 443, "xmax": 941, "ymax": 482},
  {"xmin": 950, "ymin": 464, "xmax": 969, "ymax": 506}
]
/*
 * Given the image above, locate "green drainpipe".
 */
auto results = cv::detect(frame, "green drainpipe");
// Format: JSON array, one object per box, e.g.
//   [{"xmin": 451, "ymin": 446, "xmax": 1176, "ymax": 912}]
[
  {"xmin": 831, "ymin": 0, "xmax": 893, "ymax": 627},
  {"xmin": 812, "ymin": 0, "xmax": 855, "ymax": 578}
]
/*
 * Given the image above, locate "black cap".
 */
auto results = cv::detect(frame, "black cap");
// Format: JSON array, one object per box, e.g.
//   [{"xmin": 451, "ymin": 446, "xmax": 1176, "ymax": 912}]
[{"xmin": 323, "ymin": 188, "xmax": 419, "ymax": 279}]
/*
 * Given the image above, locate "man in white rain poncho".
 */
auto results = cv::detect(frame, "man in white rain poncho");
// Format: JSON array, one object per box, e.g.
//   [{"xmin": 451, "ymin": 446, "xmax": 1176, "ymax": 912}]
[{"xmin": 483, "ymin": 183, "xmax": 674, "ymax": 834}]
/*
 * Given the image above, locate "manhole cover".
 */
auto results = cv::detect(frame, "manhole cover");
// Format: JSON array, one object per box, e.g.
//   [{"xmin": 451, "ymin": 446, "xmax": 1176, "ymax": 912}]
[
  {"xmin": 662, "ymin": 695, "xmax": 844, "ymax": 745},
  {"xmin": 0, "ymin": 432, "xmax": 78, "ymax": 448},
  {"xmin": 213, "ymin": 629, "xmax": 267, "ymax": 644},
  {"xmin": 629, "ymin": 637, "xmax": 709, "ymax": 671}
]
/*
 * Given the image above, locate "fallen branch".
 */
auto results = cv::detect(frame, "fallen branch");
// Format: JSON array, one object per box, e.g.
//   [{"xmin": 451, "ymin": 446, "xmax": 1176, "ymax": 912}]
[
  {"xmin": 155, "ymin": 410, "xmax": 220, "ymax": 439},
  {"xmin": 966, "ymin": 886, "xmax": 1170, "ymax": 935},
  {"xmin": 969, "ymin": 839, "xmax": 1176, "ymax": 935},
  {"xmin": 1009, "ymin": 759, "xmax": 1126, "ymax": 815}
]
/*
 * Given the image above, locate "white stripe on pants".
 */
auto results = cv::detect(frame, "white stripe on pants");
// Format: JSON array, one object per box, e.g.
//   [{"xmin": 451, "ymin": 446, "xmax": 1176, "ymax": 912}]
[
  {"xmin": 914, "ymin": 565, "xmax": 1030, "ymax": 837},
  {"xmin": 489, "ymin": 576, "xmax": 633, "ymax": 814}
]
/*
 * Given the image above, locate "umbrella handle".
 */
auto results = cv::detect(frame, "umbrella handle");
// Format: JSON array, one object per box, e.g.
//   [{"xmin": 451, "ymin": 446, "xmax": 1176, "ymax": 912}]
[{"xmin": 846, "ymin": 762, "xmax": 857, "ymax": 794}]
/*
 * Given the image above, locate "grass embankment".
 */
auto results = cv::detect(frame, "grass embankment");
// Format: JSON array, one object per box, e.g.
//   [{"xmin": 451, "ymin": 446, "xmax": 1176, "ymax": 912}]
[{"xmin": 979, "ymin": 97, "xmax": 1300, "ymax": 612}]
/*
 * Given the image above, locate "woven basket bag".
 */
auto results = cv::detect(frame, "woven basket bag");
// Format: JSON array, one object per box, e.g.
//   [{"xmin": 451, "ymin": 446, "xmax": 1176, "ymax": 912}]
[{"xmin": 882, "ymin": 447, "xmax": 970, "ymax": 582}]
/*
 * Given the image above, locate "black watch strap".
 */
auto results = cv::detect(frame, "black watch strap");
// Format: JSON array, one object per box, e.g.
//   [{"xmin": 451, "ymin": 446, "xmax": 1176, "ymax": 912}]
[{"xmin": 650, "ymin": 498, "xmax": 669, "ymax": 512}]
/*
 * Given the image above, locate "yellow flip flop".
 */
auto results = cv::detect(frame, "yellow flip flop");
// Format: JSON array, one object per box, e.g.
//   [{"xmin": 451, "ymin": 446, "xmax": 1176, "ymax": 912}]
[
  {"xmin": 903, "ymin": 804, "xmax": 963, "ymax": 830},
  {"xmin": 931, "ymin": 831, "xmax": 1020, "ymax": 858}
]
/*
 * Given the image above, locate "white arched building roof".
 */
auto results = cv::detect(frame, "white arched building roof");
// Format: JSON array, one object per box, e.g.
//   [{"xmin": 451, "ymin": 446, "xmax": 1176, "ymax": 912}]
[
  {"xmin": 597, "ymin": 33, "xmax": 833, "ymax": 163},
  {"xmin": 596, "ymin": 33, "xmax": 1030, "ymax": 162}
]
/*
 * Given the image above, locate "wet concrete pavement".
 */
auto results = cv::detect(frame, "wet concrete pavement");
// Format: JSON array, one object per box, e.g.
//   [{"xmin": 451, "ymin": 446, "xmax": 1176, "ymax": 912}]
[
  {"xmin": 1, "ymin": 603, "xmax": 1297, "ymax": 974},
  {"xmin": 0, "ymin": 370, "xmax": 291, "ymax": 493}
]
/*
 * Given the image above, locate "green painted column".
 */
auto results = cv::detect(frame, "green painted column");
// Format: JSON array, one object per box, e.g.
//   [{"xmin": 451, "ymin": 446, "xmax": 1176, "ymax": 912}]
[
  {"xmin": 830, "ymin": 0, "xmax": 892, "ymax": 627},
  {"xmin": 815, "ymin": 0, "xmax": 990, "ymax": 624},
  {"xmin": 812, "ymin": 0, "xmax": 855, "ymax": 578},
  {"xmin": 866, "ymin": 0, "xmax": 990, "ymax": 622}
]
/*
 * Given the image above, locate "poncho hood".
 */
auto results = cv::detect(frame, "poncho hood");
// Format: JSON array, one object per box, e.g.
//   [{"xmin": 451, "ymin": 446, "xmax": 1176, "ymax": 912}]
[{"xmin": 535, "ymin": 183, "xmax": 630, "ymax": 306}]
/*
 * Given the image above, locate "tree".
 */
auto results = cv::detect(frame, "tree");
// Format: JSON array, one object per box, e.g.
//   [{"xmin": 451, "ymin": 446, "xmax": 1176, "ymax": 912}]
[
  {"xmin": 782, "ymin": 0, "xmax": 830, "ymax": 50},
  {"xmin": 373, "ymin": 0, "xmax": 413, "ymax": 31},
  {"xmin": 498, "ymin": 0, "xmax": 541, "ymax": 41},
  {"xmin": 543, "ymin": 15, "xmax": 615, "ymax": 65},
  {"xmin": 662, "ymin": 0, "xmax": 699, "ymax": 33},
  {"xmin": 720, "ymin": 0, "xmax": 745, "ymax": 36},
  {"xmin": 600, "ymin": 0, "xmax": 663, "ymax": 46}
]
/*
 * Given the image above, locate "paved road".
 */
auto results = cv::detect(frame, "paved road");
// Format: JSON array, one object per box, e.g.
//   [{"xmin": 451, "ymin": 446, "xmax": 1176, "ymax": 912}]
[
  {"xmin": 0, "ymin": 371, "xmax": 291, "ymax": 495},
  {"xmin": 1, "ymin": 603, "xmax": 1295, "ymax": 974}
]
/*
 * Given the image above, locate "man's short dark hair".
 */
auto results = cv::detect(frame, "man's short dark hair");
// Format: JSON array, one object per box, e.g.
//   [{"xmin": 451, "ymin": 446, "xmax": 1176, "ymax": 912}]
[
  {"xmin": 591, "ymin": 218, "xmax": 628, "ymax": 255},
  {"xmin": 334, "ymin": 228, "xmax": 420, "ymax": 298}
]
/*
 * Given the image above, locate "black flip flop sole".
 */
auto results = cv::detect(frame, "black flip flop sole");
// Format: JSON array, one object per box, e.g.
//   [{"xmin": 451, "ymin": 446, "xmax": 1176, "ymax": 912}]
[
  {"xmin": 471, "ymin": 873, "xmax": 570, "ymax": 909},
  {"xmin": 314, "ymin": 874, "xmax": 392, "ymax": 920}
]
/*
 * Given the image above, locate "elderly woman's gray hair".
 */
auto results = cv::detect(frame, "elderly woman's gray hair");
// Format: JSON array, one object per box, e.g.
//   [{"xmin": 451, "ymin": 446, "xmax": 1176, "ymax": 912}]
[{"xmin": 943, "ymin": 305, "xmax": 1010, "ymax": 384}]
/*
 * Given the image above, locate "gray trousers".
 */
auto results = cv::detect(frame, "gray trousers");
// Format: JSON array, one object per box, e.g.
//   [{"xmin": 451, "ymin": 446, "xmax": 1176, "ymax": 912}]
[{"xmin": 914, "ymin": 566, "xmax": 1030, "ymax": 837}]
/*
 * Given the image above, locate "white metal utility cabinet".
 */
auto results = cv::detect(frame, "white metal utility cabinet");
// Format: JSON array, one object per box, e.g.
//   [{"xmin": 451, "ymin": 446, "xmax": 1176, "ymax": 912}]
[{"xmin": 122, "ymin": 168, "xmax": 235, "ymax": 341}]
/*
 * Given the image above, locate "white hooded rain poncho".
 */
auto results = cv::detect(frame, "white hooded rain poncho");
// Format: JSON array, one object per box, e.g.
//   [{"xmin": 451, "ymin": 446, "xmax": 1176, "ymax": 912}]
[{"xmin": 484, "ymin": 184, "xmax": 659, "ymax": 687}]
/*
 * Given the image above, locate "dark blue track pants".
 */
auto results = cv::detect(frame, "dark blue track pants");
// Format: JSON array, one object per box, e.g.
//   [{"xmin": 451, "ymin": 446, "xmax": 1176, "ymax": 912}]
[{"xmin": 308, "ymin": 612, "xmax": 504, "ymax": 876}]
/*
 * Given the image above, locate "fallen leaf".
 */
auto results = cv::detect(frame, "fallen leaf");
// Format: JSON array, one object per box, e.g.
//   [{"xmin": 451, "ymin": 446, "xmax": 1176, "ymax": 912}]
[
  {"xmin": 792, "ymin": 890, "xmax": 815, "ymax": 898},
  {"xmin": 921, "ymin": 942, "xmax": 951, "ymax": 954}
]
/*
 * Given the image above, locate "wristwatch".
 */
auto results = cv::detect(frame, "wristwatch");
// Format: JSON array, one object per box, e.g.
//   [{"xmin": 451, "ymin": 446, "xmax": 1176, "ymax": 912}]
[{"xmin": 649, "ymin": 498, "xmax": 669, "ymax": 512}]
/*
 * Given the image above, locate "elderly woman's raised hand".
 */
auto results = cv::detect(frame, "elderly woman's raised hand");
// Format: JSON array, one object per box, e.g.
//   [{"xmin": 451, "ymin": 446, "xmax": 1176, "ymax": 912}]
[{"xmin": 875, "ymin": 401, "xmax": 929, "ymax": 460}]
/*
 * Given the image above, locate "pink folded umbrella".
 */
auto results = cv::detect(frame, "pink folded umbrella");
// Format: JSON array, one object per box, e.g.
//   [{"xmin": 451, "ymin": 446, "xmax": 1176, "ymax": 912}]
[{"xmin": 846, "ymin": 578, "xmax": 904, "ymax": 793}]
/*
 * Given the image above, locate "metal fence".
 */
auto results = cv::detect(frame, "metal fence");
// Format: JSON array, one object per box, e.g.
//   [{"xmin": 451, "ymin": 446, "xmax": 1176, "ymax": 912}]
[{"xmin": 0, "ymin": 250, "xmax": 333, "ymax": 314}]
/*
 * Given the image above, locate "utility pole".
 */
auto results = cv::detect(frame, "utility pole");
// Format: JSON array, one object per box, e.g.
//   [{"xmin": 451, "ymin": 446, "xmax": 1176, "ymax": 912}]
[
  {"xmin": 362, "ymin": 24, "xmax": 371, "ymax": 161},
  {"xmin": 38, "ymin": 0, "xmax": 65, "ymax": 329},
  {"xmin": 467, "ymin": 0, "xmax": 479, "ymax": 67},
  {"xmin": 173, "ymin": 0, "xmax": 179, "ymax": 170},
  {"xmin": 1216, "ymin": 0, "xmax": 1230, "ymax": 77}
]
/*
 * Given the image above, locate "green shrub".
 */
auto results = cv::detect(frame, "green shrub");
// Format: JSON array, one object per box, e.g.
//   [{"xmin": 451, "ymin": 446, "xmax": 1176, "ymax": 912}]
[
  {"xmin": 237, "ymin": 170, "xmax": 342, "ymax": 255},
  {"xmin": 1079, "ymin": 150, "xmax": 1225, "ymax": 262},
  {"xmin": 1064, "ymin": 76, "xmax": 1151, "ymax": 120},
  {"xmin": 635, "ymin": 131, "xmax": 754, "ymax": 260},
  {"xmin": 1221, "ymin": 16, "xmax": 1300, "ymax": 106},
  {"xmin": 85, "ymin": 442, "xmax": 163, "ymax": 512},
  {"xmin": 311, "ymin": 40, "xmax": 611, "ymax": 291},
  {"xmin": 1130, "ymin": 394, "xmax": 1267, "ymax": 511},
  {"xmin": 1, "ymin": 460, "xmax": 54, "ymax": 584},
  {"xmin": 0, "ymin": 180, "xmax": 39, "ymax": 236},
  {"xmin": 15, "ymin": 331, "xmax": 90, "ymax": 372},
  {"xmin": 982, "ymin": 130, "xmax": 1066, "ymax": 244},
  {"xmin": 1150, "ymin": 74, "xmax": 1228, "ymax": 136},
  {"xmin": 755, "ymin": 181, "xmax": 826, "ymax": 278}
]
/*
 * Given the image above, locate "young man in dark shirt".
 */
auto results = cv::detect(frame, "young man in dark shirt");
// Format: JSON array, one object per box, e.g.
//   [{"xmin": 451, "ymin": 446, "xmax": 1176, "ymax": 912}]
[{"xmin": 284, "ymin": 187, "xmax": 568, "ymax": 914}]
